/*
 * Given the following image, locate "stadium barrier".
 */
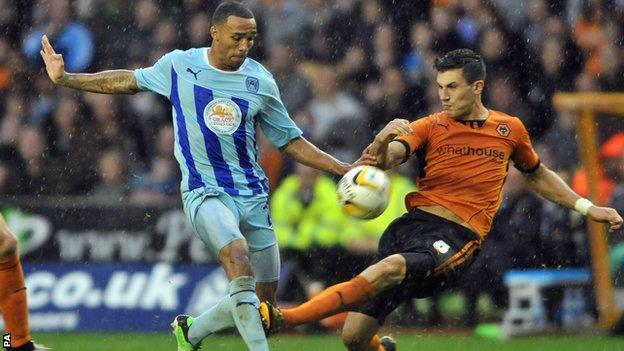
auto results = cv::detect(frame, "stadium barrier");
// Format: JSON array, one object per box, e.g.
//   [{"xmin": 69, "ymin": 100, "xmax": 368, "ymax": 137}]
[{"xmin": 0, "ymin": 199, "xmax": 229, "ymax": 332}]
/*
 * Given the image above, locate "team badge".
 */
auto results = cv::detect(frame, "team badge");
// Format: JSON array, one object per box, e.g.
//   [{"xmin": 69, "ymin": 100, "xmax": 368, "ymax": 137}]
[
  {"xmin": 433, "ymin": 240, "xmax": 450, "ymax": 254},
  {"xmin": 245, "ymin": 76, "xmax": 259, "ymax": 93},
  {"xmin": 496, "ymin": 123, "xmax": 510, "ymax": 137},
  {"xmin": 203, "ymin": 98, "xmax": 242, "ymax": 135}
]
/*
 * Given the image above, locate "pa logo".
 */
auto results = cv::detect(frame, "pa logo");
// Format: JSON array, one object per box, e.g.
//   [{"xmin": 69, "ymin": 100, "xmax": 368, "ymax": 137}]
[
  {"xmin": 3, "ymin": 333, "xmax": 11, "ymax": 348},
  {"xmin": 245, "ymin": 76, "xmax": 259, "ymax": 93},
  {"xmin": 496, "ymin": 123, "xmax": 510, "ymax": 137}
]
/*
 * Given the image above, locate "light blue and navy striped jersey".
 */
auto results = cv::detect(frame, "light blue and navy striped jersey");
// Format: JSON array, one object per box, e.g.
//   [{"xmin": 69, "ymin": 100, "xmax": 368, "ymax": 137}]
[{"xmin": 134, "ymin": 48, "xmax": 302, "ymax": 196}]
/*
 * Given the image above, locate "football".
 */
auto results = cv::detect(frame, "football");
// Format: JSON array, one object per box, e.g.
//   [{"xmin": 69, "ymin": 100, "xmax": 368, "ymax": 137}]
[{"xmin": 337, "ymin": 165, "xmax": 391, "ymax": 219}]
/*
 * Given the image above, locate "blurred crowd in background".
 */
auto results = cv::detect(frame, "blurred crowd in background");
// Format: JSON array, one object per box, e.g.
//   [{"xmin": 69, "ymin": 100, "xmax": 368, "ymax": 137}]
[{"xmin": 1, "ymin": 0, "xmax": 624, "ymax": 327}]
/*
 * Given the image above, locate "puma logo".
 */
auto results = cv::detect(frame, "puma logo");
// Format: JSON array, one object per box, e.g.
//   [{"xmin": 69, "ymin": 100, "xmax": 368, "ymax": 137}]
[{"xmin": 186, "ymin": 67, "xmax": 201, "ymax": 80}]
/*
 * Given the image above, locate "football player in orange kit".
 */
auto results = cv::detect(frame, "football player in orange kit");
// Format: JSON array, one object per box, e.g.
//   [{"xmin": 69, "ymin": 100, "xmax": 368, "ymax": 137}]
[
  {"xmin": 260, "ymin": 49, "xmax": 623, "ymax": 351},
  {"xmin": 0, "ymin": 214, "xmax": 48, "ymax": 350}
]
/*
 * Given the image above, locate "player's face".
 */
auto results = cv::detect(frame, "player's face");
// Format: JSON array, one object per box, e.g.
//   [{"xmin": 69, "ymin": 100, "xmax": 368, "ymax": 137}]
[
  {"xmin": 210, "ymin": 16, "xmax": 257, "ymax": 70},
  {"xmin": 436, "ymin": 69, "xmax": 483, "ymax": 119}
]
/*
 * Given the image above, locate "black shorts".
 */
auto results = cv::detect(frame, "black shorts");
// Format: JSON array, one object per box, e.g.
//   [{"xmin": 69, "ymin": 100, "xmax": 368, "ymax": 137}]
[{"xmin": 354, "ymin": 209, "xmax": 481, "ymax": 323}]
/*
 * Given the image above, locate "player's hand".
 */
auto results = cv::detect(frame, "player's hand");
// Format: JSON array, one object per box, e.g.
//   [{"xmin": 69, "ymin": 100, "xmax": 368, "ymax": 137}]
[
  {"xmin": 587, "ymin": 206, "xmax": 623, "ymax": 232},
  {"xmin": 370, "ymin": 119, "xmax": 412, "ymax": 155},
  {"xmin": 351, "ymin": 144, "xmax": 378, "ymax": 168},
  {"xmin": 40, "ymin": 35, "xmax": 66, "ymax": 84}
]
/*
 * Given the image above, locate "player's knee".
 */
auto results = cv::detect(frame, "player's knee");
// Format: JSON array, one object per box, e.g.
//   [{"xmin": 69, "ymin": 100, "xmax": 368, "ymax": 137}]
[
  {"xmin": 0, "ymin": 231, "xmax": 18, "ymax": 258},
  {"xmin": 375, "ymin": 254, "xmax": 407, "ymax": 286},
  {"xmin": 341, "ymin": 328, "xmax": 368, "ymax": 351},
  {"xmin": 220, "ymin": 241, "xmax": 253, "ymax": 270}
]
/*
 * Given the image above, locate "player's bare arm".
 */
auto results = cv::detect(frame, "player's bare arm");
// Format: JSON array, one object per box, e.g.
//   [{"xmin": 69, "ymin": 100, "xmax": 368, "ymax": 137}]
[
  {"xmin": 524, "ymin": 163, "xmax": 623, "ymax": 231},
  {"xmin": 369, "ymin": 119, "xmax": 412, "ymax": 169},
  {"xmin": 40, "ymin": 35, "xmax": 140, "ymax": 94},
  {"xmin": 282, "ymin": 137, "xmax": 351, "ymax": 176}
]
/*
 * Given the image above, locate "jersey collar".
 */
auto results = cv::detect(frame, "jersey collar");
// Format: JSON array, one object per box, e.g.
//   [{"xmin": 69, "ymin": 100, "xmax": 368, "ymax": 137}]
[{"xmin": 204, "ymin": 47, "xmax": 248, "ymax": 73}]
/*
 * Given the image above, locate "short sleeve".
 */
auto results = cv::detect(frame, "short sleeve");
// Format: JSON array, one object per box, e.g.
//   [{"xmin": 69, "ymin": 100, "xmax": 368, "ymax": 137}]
[
  {"xmin": 395, "ymin": 116, "xmax": 432, "ymax": 155},
  {"xmin": 511, "ymin": 118, "xmax": 540, "ymax": 172},
  {"xmin": 258, "ymin": 79, "xmax": 303, "ymax": 148},
  {"xmin": 133, "ymin": 51, "xmax": 177, "ymax": 97}
]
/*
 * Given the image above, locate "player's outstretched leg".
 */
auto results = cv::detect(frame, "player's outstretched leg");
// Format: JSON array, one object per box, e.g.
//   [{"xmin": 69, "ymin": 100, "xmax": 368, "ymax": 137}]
[
  {"xmin": 260, "ymin": 254, "xmax": 406, "ymax": 333},
  {"xmin": 0, "ymin": 215, "xmax": 50, "ymax": 351}
]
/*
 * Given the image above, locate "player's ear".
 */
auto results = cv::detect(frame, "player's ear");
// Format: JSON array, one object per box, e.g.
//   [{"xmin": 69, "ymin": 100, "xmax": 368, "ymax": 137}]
[
  {"xmin": 473, "ymin": 80, "xmax": 484, "ymax": 95},
  {"xmin": 210, "ymin": 25, "xmax": 217, "ymax": 41}
]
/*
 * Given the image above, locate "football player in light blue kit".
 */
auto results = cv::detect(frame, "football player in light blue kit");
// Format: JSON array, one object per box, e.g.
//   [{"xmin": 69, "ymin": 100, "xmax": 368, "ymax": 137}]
[{"xmin": 39, "ymin": 2, "xmax": 372, "ymax": 350}]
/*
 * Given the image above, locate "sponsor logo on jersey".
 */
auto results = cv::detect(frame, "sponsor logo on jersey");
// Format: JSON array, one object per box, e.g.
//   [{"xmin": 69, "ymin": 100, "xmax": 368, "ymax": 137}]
[
  {"xmin": 203, "ymin": 98, "xmax": 242, "ymax": 135},
  {"xmin": 435, "ymin": 144, "xmax": 506, "ymax": 162},
  {"xmin": 186, "ymin": 67, "xmax": 201, "ymax": 80}
]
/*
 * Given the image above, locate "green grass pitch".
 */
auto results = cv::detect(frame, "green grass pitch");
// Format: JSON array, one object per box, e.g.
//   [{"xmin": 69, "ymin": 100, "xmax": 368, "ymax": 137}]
[{"xmin": 31, "ymin": 332, "xmax": 624, "ymax": 351}]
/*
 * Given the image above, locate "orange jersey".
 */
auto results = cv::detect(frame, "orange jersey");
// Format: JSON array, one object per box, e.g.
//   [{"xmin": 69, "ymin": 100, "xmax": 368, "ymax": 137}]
[{"xmin": 395, "ymin": 110, "xmax": 540, "ymax": 239}]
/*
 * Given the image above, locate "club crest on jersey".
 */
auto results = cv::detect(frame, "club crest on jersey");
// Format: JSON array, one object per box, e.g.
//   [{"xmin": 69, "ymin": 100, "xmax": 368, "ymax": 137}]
[
  {"xmin": 496, "ymin": 123, "xmax": 510, "ymax": 137},
  {"xmin": 203, "ymin": 98, "xmax": 242, "ymax": 135},
  {"xmin": 245, "ymin": 76, "xmax": 259, "ymax": 93}
]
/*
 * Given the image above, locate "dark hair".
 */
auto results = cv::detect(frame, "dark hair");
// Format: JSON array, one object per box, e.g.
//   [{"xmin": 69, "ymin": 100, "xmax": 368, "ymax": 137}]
[
  {"xmin": 212, "ymin": 1, "xmax": 254, "ymax": 25},
  {"xmin": 434, "ymin": 49, "xmax": 486, "ymax": 84}
]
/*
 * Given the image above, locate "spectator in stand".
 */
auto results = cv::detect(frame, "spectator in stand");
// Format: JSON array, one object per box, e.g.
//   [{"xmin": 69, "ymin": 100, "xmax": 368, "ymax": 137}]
[
  {"xmin": 186, "ymin": 12, "xmax": 212, "ymax": 48},
  {"xmin": 267, "ymin": 42, "xmax": 313, "ymax": 114},
  {"xmin": 89, "ymin": 148, "xmax": 130, "ymax": 202},
  {"xmin": 527, "ymin": 36, "xmax": 580, "ymax": 136},
  {"xmin": 23, "ymin": 0, "xmax": 94, "ymax": 72},
  {"xmin": 367, "ymin": 67, "xmax": 426, "ymax": 135},
  {"xmin": 153, "ymin": 19, "xmax": 180, "ymax": 53},
  {"xmin": 597, "ymin": 44, "xmax": 624, "ymax": 91},
  {"xmin": 83, "ymin": 94, "xmax": 146, "ymax": 167},
  {"xmin": 337, "ymin": 44, "xmax": 376, "ymax": 100},
  {"xmin": 572, "ymin": 133, "xmax": 624, "ymax": 206},
  {"xmin": 541, "ymin": 109, "xmax": 580, "ymax": 173},
  {"xmin": 126, "ymin": 0, "xmax": 162, "ymax": 62},
  {"xmin": 403, "ymin": 21, "xmax": 437, "ymax": 87},
  {"xmin": 16, "ymin": 126, "xmax": 51, "ymax": 196},
  {"xmin": 372, "ymin": 23, "xmax": 398, "ymax": 71},
  {"xmin": 572, "ymin": 1, "xmax": 609, "ymax": 76},
  {"xmin": 271, "ymin": 162, "xmax": 346, "ymax": 301},
  {"xmin": 42, "ymin": 95, "xmax": 95, "ymax": 194},
  {"xmin": 486, "ymin": 75, "xmax": 534, "ymax": 135},
  {"xmin": 307, "ymin": 65, "xmax": 368, "ymax": 162},
  {"xmin": 0, "ymin": 94, "xmax": 25, "ymax": 147},
  {"xmin": 130, "ymin": 156, "xmax": 179, "ymax": 205}
]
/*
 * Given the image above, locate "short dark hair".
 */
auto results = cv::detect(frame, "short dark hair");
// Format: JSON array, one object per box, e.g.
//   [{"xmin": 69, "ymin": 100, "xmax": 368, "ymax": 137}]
[
  {"xmin": 434, "ymin": 49, "xmax": 486, "ymax": 84},
  {"xmin": 212, "ymin": 1, "xmax": 254, "ymax": 25}
]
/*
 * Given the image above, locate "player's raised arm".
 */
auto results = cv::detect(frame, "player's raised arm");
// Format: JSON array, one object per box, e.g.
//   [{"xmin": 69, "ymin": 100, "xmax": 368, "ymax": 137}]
[
  {"xmin": 369, "ymin": 119, "xmax": 413, "ymax": 170},
  {"xmin": 40, "ymin": 35, "xmax": 140, "ymax": 94},
  {"xmin": 524, "ymin": 163, "xmax": 623, "ymax": 231}
]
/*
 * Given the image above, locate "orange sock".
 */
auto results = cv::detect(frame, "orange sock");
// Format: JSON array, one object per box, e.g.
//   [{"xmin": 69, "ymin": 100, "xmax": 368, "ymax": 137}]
[
  {"xmin": 282, "ymin": 275, "xmax": 374, "ymax": 326},
  {"xmin": 0, "ymin": 254, "xmax": 31, "ymax": 348},
  {"xmin": 366, "ymin": 335, "xmax": 385, "ymax": 351}
]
